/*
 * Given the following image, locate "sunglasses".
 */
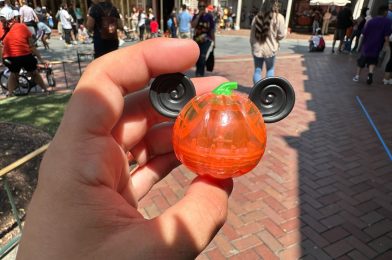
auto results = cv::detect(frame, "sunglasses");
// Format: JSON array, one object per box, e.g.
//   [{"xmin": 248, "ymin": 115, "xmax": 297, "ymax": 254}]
[{"xmin": 198, "ymin": 5, "xmax": 205, "ymax": 8}]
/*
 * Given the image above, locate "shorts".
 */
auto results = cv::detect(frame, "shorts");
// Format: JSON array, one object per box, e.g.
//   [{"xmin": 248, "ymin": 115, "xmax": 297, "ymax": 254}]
[
  {"xmin": 357, "ymin": 55, "xmax": 378, "ymax": 68},
  {"xmin": 3, "ymin": 54, "xmax": 37, "ymax": 73},
  {"xmin": 334, "ymin": 28, "xmax": 346, "ymax": 41},
  {"xmin": 179, "ymin": 32, "xmax": 191, "ymax": 39}
]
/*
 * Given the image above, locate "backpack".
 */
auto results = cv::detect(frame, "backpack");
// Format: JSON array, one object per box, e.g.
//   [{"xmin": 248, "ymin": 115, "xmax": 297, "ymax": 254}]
[
  {"xmin": 99, "ymin": 5, "xmax": 118, "ymax": 40},
  {"xmin": 167, "ymin": 17, "xmax": 173, "ymax": 28},
  {"xmin": 318, "ymin": 37, "xmax": 325, "ymax": 50},
  {"xmin": 48, "ymin": 17, "xmax": 54, "ymax": 28}
]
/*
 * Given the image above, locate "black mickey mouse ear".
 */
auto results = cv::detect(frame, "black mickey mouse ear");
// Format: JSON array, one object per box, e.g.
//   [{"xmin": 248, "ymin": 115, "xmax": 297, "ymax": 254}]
[
  {"xmin": 249, "ymin": 77, "xmax": 295, "ymax": 123},
  {"xmin": 149, "ymin": 73, "xmax": 196, "ymax": 118}
]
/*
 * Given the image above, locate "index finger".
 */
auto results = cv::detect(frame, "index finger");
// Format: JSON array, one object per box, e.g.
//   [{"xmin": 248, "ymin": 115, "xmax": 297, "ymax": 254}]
[{"xmin": 61, "ymin": 39, "xmax": 199, "ymax": 136}]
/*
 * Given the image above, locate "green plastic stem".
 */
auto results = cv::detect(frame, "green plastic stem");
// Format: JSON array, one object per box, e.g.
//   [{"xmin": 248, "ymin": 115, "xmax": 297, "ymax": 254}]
[{"xmin": 212, "ymin": 82, "xmax": 238, "ymax": 95}]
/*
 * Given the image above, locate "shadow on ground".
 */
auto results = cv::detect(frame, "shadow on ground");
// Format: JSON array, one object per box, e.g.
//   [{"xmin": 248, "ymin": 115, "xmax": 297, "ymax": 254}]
[{"xmin": 287, "ymin": 46, "xmax": 392, "ymax": 258}]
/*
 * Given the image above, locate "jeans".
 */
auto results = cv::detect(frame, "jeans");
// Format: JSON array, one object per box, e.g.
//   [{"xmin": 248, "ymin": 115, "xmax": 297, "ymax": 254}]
[
  {"xmin": 253, "ymin": 55, "xmax": 276, "ymax": 84},
  {"xmin": 196, "ymin": 40, "xmax": 212, "ymax": 77}
]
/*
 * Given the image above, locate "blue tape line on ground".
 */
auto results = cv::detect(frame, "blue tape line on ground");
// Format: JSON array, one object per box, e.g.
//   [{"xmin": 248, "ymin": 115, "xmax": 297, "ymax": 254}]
[{"xmin": 356, "ymin": 96, "xmax": 392, "ymax": 161}]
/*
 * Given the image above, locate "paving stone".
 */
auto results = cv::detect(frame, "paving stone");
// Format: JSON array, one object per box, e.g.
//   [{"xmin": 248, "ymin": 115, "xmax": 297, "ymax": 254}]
[
  {"xmin": 369, "ymin": 236, "xmax": 392, "ymax": 254},
  {"xmin": 133, "ymin": 48, "xmax": 392, "ymax": 259},
  {"xmin": 322, "ymin": 227, "xmax": 350, "ymax": 243}
]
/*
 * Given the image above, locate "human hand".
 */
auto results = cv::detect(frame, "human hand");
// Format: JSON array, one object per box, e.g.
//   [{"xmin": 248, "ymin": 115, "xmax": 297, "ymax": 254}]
[
  {"xmin": 17, "ymin": 38, "xmax": 233, "ymax": 259},
  {"xmin": 40, "ymin": 59, "xmax": 50, "ymax": 65}
]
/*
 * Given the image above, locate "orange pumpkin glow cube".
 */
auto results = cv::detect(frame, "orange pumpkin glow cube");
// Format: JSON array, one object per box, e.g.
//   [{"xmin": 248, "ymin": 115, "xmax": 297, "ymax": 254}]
[{"xmin": 173, "ymin": 82, "xmax": 267, "ymax": 179}]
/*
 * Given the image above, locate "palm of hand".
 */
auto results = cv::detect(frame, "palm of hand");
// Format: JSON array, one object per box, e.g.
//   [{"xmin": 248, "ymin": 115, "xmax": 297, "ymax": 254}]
[{"xmin": 17, "ymin": 39, "xmax": 233, "ymax": 260}]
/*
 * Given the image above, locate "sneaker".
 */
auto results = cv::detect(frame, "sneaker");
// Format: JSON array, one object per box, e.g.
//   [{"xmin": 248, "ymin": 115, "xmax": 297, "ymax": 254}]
[
  {"xmin": 367, "ymin": 75, "xmax": 373, "ymax": 85},
  {"xmin": 383, "ymin": 79, "xmax": 392, "ymax": 85},
  {"xmin": 352, "ymin": 75, "xmax": 359, "ymax": 82}
]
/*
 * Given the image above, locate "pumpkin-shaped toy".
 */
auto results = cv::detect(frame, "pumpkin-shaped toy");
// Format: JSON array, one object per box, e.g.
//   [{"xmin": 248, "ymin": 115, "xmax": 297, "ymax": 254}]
[
  {"xmin": 149, "ymin": 73, "xmax": 295, "ymax": 179},
  {"xmin": 172, "ymin": 82, "xmax": 267, "ymax": 179}
]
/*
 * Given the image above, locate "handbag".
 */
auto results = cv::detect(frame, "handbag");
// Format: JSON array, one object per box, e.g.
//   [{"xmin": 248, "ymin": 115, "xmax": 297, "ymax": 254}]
[{"xmin": 206, "ymin": 50, "xmax": 214, "ymax": 72}]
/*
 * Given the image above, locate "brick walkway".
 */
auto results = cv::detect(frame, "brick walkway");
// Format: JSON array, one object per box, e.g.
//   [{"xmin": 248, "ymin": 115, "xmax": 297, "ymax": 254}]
[
  {"xmin": 3, "ymin": 36, "xmax": 391, "ymax": 259},
  {"xmin": 138, "ymin": 51, "xmax": 392, "ymax": 259}
]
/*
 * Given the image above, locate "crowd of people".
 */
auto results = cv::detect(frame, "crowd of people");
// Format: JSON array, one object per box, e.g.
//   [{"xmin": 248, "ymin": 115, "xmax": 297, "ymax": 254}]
[
  {"xmin": 352, "ymin": 3, "xmax": 392, "ymax": 85},
  {"xmin": 2, "ymin": 0, "xmax": 392, "ymax": 99},
  {"xmin": 299, "ymin": 2, "xmax": 392, "ymax": 86}
]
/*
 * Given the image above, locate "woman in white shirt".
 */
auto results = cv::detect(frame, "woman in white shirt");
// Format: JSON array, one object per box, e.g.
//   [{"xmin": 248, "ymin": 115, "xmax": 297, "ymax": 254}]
[
  {"xmin": 249, "ymin": 0, "xmax": 286, "ymax": 84},
  {"xmin": 138, "ymin": 9, "xmax": 146, "ymax": 41}
]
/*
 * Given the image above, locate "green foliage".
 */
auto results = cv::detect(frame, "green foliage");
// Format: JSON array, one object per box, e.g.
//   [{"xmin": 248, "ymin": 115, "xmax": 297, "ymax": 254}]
[{"xmin": 0, "ymin": 93, "xmax": 71, "ymax": 136}]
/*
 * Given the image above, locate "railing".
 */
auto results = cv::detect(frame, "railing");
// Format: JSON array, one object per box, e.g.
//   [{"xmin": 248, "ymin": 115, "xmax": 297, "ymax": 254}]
[{"xmin": 0, "ymin": 144, "xmax": 49, "ymax": 258}]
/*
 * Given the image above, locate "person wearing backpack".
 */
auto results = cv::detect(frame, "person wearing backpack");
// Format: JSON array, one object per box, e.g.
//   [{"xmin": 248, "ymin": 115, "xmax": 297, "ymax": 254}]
[{"xmin": 87, "ymin": 0, "xmax": 123, "ymax": 58}]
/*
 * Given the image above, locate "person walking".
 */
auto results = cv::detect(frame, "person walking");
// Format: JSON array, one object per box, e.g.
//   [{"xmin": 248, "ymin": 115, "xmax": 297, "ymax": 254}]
[
  {"xmin": 57, "ymin": 4, "xmax": 73, "ymax": 46},
  {"xmin": 383, "ymin": 1, "xmax": 392, "ymax": 85},
  {"xmin": 192, "ymin": 0, "xmax": 215, "ymax": 77},
  {"xmin": 0, "ymin": 0, "xmax": 13, "ymax": 17},
  {"xmin": 178, "ymin": 4, "xmax": 192, "ymax": 39},
  {"xmin": 250, "ymin": 0, "xmax": 286, "ymax": 84},
  {"xmin": 37, "ymin": 20, "xmax": 51, "ymax": 49},
  {"xmin": 0, "ymin": 12, "xmax": 49, "ymax": 96},
  {"xmin": 352, "ymin": 5, "xmax": 391, "ymax": 85},
  {"xmin": 168, "ymin": 10, "xmax": 178, "ymax": 38},
  {"xmin": 350, "ymin": 7, "xmax": 368, "ymax": 53},
  {"xmin": 322, "ymin": 7, "xmax": 331, "ymax": 35},
  {"xmin": 145, "ymin": 8, "xmax": 154, "ymax": 39},
  {"xmin": 87, "ymin": 0, "xmax": 123, "ymax": 58},
  {"xmin": 137, "ymin": 8, "xmax": 146, "ymax": 41},
  {"xmin": 331, "ymin": 3, "xmax": 353, "ymax": 53},
  {"xmin": 19, "ymin": 0, "xmax": 38, "ymax": 35},
  {"xmin": 130, "ymin": 6, "xmax": 138, "ymax": 40},
  {"xmin": 312, "ymin": 8, "xmax": 321, "ymax": 35},
  {"xmin": 149, "ymin": 17, "xmax": 158, "ymax": 38}
]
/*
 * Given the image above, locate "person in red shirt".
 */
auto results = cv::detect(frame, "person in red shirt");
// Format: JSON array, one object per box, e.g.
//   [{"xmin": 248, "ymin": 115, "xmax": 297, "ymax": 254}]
[
  {"xmin": 0, "ymin": 12, "xmax": 48, "ymax": 97},
  {"xmin": 150, "ymin": 17, "xmax": 158, "ymax": 38}
]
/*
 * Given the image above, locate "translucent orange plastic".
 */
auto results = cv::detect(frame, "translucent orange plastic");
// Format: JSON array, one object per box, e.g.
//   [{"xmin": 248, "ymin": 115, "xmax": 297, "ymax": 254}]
[{"xmin": 173, "ymin": 92, "xmax": 267, "ymax": 179}]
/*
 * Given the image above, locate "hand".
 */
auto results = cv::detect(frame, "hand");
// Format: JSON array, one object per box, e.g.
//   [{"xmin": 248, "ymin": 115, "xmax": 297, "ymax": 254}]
[
  {"xmin": 17, "ymin": 38, "xmax": 233, "ymax": 259},
  {"xmin": 40, "ymin": 59, "xmax": 50, "ymax": 65}
]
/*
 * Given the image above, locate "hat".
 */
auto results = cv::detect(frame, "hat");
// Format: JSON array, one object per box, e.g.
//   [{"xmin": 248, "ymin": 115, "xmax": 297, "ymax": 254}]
[{"xmin": 207, "ymin": 5, "xmax": 213, "ymax": 11}]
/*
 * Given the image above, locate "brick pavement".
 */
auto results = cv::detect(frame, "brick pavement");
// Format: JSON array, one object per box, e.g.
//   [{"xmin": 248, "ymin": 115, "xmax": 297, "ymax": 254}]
[
  {"xmin": 138, "ymin": 51, "xmax": 392, "ymax": 259},
  {"xmin": 3, "ymin": 36, "xmax": 391, "ymax": 259}
]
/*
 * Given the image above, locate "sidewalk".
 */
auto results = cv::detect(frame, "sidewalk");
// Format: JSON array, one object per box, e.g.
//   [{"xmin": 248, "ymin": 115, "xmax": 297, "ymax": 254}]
[{"xmin": 140, "ymin": 49, "xmax": 392, "ymax": 258}]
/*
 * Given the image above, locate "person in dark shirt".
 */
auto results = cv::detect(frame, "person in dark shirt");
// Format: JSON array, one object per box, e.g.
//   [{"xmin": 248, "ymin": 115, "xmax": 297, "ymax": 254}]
[
  {"xmin": 352, "ymin": 5, "xmax": 391, "ymax": 85},
  {"xmin": 332, "ymin": 3, "xmax": 353, "ymax": 53},
  {"xmin": 350, "ymin": 7, "xmax": 368, "ymax": 52},
  {"xmin": 86, "ymin": 0, "xmax": 123, "ymax": 58},
  {"xmin": 192, "ymin": 0, "xmax": 215, "ymax": 77}
]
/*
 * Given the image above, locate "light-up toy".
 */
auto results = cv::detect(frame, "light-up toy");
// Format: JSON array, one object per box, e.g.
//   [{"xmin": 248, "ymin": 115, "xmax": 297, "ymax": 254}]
[{"xmin": 149, "ymin": 73, "xmax": 295, "ymax": 179}]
